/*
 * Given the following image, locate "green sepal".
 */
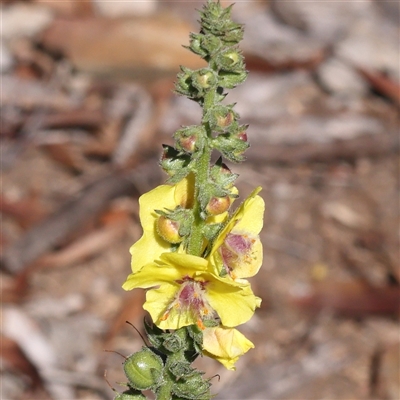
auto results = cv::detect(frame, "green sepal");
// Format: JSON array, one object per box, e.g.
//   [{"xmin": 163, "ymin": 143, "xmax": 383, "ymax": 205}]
[
  {"xmin": 174, "ymin": 125, "xmax": 206, "ymax": 155},
  {"xmin": 162, "ymin": 331, "xmax": 186, "ymax": 353},
  {"xmin": 212, "ymin": 132, "xmax": 249, "ymax": 163},
  {"xmin": 160, "ymin": 145, "xmax": 191, "ymax": 180},
  {"xmin": 210, "ymin": 157, "xmax": 238, "ymax": 188},
  {"xmin": 203, "ymin": 223, "xmax": 224, "ymax": 242},
  {"xmin": 214, "ymin": 48, "xmax": 245, "ymax": 73},
  {"xmin": 171, "ymin": 372, "xmax": 211, "ymax": 400},
  {"xmin": 187, "ymin": 32, "xmax": 223, "ymax": 58},
  {"xmin": 114, "ymin": 388, "xmax": 146, "ymax": 400},
  {"xmin": 191, "ymin": 68, "xmax": 218, "ymax": 97},
  {"xmin": 218, "ymin": 69, "xmax": 248, "ymax": 89},
  {"xmin": 167, "ymin": 360, "xmax": 198, "ymax": 380},
  {"xmin": 144, "ymin": 319, "xmax": 165, "ymax": 349},
  {"xmin": 175, "ymin": 66, "xmax": 197, "ymax": 98},
  {"xmin": 155, "ymin": 207, "xmax": 194, "ymax": 239},
  {"xmin": 186, "ymin": 325, "xmax": 203, "ymax": 357},
  {"xmin": 199, "ymin": 2, "xmax": 243, "ymax": 44},
  {"xmin": 204, "ymin": 104, "xmax": 238, "ymax": 133}
]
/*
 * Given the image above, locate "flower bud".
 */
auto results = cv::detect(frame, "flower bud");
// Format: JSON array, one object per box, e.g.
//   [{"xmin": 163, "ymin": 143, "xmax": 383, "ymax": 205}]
[
  {"xmin": 235, "ymin": 130, "xmax": 247, "ymax": 142},
  {"xmin": 210, "ymin": 158, "xmax": 238, "ymax": 188},
  {"xmin": 216, "ymin": 111, "xmax": 234, "ymax": 128},
  {"xmin": 206, "ymin": 196, "xmax": 231, "ymax": 215},
  {"xmin": 172, "ymin": 372, "xmax": 211, "ymax": 400},
  {"xmin": 175, "ymin": 66, "xmax": 195, "ymax": 97},
  {"xmin": 157, "ymin": 216, "xmax": 183, "ymax": 244},
  {"xmin": 174, "ymin": 126, "xmax": 205, "ymax": 154},
  {"xmin": 192, "ymin": 69, "xmax": 216, "ymax": 90},
  {"xmin": 178, "ymin": 135, "xmax": 197, "ymax": 153},
  {"xmin": 123, "ymin": 348, "xmax": 163, "ymax": 391},
  {"xmin": 223, "ymin": 51, "xmax": 240, "ymax": 66},
  {"xmin": 206, "ymin": 105, "xmax": 237, "ymax": 132},
  {"xmin": 216, "ymin": 49, "xmax": 244, "ymax": 72},
  {"xmin": 188, "ymin": 33, "xmax": 207, "ymax": 57}
]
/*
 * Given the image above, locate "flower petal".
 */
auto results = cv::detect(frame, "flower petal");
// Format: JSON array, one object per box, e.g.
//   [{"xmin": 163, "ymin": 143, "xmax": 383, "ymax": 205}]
[
  {"xmin": 209, "ymin": 187, "xmax": 264, "ymax": 278},
  {"xmin": 160, "ymin": 252, "xmax": 208, "ymax": 272},
  {"xmin": 122, "ymin": 262, "xmax": 183, "ymax": 291},
  {"xmin": 205, "ymin": 279, "xmax": 261, "ymax": 327},
  {"xmin": 233, "ymin": 194, "xmax": 264, "ymax": 235},
  {"xmin": 139, "ymin": 185, "xmax": 176, "ymax": 231},
  {"xmin": 174, "ymin": 173, "xmax": 195, "ymax": 208},
  {"xmin": 130, "ymin": 231, "xmax": 171, "ymax": 273},
  {"xmin": 203, "ymin": 326, "xmax": 254, "ymax": 370}
]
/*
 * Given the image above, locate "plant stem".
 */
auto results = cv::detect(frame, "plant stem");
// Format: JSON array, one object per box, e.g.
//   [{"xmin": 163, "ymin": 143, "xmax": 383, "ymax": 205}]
[{"xmin": 188, "ymin": 143, "xmax": 211, "ymax": 256}]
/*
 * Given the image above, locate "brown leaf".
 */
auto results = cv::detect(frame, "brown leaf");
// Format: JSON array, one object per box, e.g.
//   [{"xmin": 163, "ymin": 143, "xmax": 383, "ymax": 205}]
[
  {"xmin": 39, "ymin": 141, "xmax": 87, "ymax": 173},
  {"xmin": 42, "ymin": 109, "xmax": 105, "ymax": 129},
  {"xmin": 34, "ymin": 0, "xmax": 95, "ymax": 17},
  {"xmin": 0, "ymin": 335, "xmax": 43, "ymax": 388},
  {"xmin": 357, "ymin": 67, "xmax": 400, "ymax": 106},
  {"xmin": 35, "ymin": 210, "xmax": 130, "ymax": 270},
  {"xmin": 40, "ymin": 14, "xmax": 206, "ymax": 78},
  {"xmin": 0, "ymin": 273, "xmax": 30, "ymax": 303},
  {"xmin": 291, "ymin": 280, "xmax": 400, "ymax": 317},
  {"xmin": 250, "ymin": 132, "xmax": 399, "ymax": 165},
  {"xmin": 0, "ymin": 194, "xmax": 47, "ymax": 229},
  {"xmin": 0, "ymin": 169, "xmax": 146, "ymax": 274}
]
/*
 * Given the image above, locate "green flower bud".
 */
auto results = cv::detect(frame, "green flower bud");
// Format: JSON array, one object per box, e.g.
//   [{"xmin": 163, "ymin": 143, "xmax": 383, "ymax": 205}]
[
  {"xmin": 175, "ymin": 66, "xmax": 195, "ymax": 98},
  {"xmin": 205, "ymin": 105, "xmax": 237, "ymax": 132},
  {"xmin": 123, "ymin": 347, "xmax": 164, "ymax": 391},
  {"xmin": 168, "ymin": 360, "xmax": 197, "ymax": 380},
  {"xmin": 162, "ymin": 332, "xmax": 185, "ymax": 353},
  {"xmin": 210, "ymin": 158, "xmax": 238, "ymax": 188},
  {"xmin": 172, "ymin": 372, "xmax": 211, "ymax": 400},
  {"xmin": 215, "ymin": 49, "xmax": 244, "ymax": 72},
  {"xmin": 174, "ymin": 126, "xmax": 205, "ymax": 154},
  {"xmin": 188, "ymin": 33, "xmax": 207, "ymax": 57},
  {"xmin": 212, "ymin": 131, "xmax": 249, "ymax": 163},
  {"xmin": 192, "ymin": 69, "xmax": 217, "ymax": 92},
  {"xmin": 201, "ymin": 34, "xmax": 222, "ymax": 55},
  {"xmin": 157, "ymin": 215, "xmax": 183, "ymax": 244},
  {"xmin": 160, "ymin": 145, "xmax": 191, "ymax": 183}
]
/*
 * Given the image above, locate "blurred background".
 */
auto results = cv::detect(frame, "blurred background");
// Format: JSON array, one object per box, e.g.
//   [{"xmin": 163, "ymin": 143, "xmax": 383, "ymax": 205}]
[{"xmin": 1, "ymin": 0, "xmax": 399, "ymax": 399}]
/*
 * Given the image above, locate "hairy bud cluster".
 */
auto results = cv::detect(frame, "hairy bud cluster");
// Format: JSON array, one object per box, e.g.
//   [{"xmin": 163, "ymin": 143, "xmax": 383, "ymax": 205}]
[{"xmin": 113, "ymin": 322, "xmax": 212, "ymax": 400}]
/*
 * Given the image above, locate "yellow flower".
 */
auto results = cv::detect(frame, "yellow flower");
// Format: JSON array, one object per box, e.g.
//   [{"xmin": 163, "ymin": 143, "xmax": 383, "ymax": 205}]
[
  {"xmin": 130, "ymin": 174, "xmax": 237, "ymax": 273},
  {"xmin": 122, "ymin": 252, "xmax": 261, "ymax": 330},
  {"xmin": 129, "ymin": 175, "xmax": 195, "ymax": 273},
  {"xmin": 209, "ymin": 187, "xmax": 264, "ymax": 280},
  {"xmin": 203, "ymin": 326, "xmax": 254, "ymax": 370}
]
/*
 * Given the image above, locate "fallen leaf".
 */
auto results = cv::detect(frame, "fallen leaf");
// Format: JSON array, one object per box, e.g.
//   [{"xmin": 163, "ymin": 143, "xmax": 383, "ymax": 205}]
[{"xmin": 40, "ymin": 14, "xmax": 206, "ymax": 78}]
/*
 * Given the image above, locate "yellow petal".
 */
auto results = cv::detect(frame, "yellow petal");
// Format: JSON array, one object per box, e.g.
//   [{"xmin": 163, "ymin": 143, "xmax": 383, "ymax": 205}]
[
  {"xmin": 130, "ymin": 231, "xmax": 171, "ymax": 273},
  {"xmin": 146, "ymin": 285, "xmax": 199, "ymax": 330},
  {"xmin": 160, "ymin": 252, "xmax": 208, "ymax": 272},
  {"xmin": 233, "ymin": 194, "xmax": 265, "ymax": 235},
  {"xmin": 203, "ymin": 326, "xmax": 255, "ymax": 370},
  {"xmin": 209, "ymin": 187, "xmax": 264, "ymax": 278},
  {"xmin": 174, "ymin": 173, "xmax": 195, "ymax": 208},
  {"xmin": 143, "ymin": 284, "xmax": 193, "ymax": 329},
  {"xmin": 122, "ymin": 262, "xmax": 183, "ymax": 291},
  {"xmin": 205, "ymin": 279, "xmax": 261, "ymax": 327},
  {"xmin": 139, "ymin": 184, "xmax": 176, "ymax": 231},
  {"xmin": 210, "ymin": 187, "xmax": 263, "ymax": 254}
]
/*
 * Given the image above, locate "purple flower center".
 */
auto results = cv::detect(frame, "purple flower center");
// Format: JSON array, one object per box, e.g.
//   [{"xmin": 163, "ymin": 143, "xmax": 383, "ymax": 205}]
[{"xmin": 219, "ymin": 232, "xmax": 256, "ymax": 277}]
